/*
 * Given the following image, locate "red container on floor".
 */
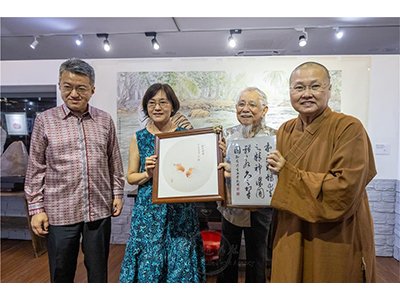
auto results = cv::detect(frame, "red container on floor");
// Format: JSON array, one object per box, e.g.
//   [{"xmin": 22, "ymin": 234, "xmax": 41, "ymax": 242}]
[{"xmin": 200, "ymin": 230, "xmax": 221, "ymax": 261}]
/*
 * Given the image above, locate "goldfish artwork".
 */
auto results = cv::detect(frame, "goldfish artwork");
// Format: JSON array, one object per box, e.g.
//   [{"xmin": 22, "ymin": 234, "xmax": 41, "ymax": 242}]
[
  {"xmin": 173, "ymin": 163, "xmax": 185, "ymax": 172},
  {"xmin": 173, "ymin": 164, "xmax": 195, "ymax": 178},
  {"xmin": 186, "ymin": 168, "xmax": 195, "ymax": 178}
]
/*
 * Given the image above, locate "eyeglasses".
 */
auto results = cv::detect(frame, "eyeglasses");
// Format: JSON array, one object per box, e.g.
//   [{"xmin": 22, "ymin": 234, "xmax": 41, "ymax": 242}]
[
  {"xmin": 237, "ymin": 101, "xmax": 262, "ymax": 110},
  {"xmin": 147, "ymin": 100, "xmax": 171, "ymax": 109},
  {"xmin": 290, "ymin": 83, "xmax": 329, "ymax": 93},
  {"xmin": 61, "ymin": 84, "xmax": 91, "ymax": 95}
]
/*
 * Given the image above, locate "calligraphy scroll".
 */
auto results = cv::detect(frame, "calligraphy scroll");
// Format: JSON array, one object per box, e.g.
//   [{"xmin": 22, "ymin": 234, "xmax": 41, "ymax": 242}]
[{"xmin": 229, "ymin": 135, "xmax": 277, "ymax": 206}]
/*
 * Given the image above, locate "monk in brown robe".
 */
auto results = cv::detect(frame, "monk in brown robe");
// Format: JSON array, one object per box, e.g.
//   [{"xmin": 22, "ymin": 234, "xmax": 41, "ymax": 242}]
[{"xmin": 267, "ymin": 62, "xmax": 376, "ymax": 282}]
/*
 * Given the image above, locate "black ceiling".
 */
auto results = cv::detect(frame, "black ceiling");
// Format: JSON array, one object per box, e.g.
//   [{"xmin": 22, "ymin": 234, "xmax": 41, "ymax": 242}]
[{"xmin": 1, "ymin": 17, "xmax": 399, "ymax": 61}]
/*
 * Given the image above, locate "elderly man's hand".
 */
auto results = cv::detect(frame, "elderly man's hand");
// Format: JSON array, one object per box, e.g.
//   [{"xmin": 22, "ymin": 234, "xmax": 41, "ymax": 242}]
[
  {"xmin": 218, "ymin": 136, "xmax": 227, "ymax": 157},
  {"xmin": 267, "ymin": 150, "xmax": 286, "ymax": 175},
  {"xmin": 218, "ymin": 162, "xmax": 231, "ymax": 178}
]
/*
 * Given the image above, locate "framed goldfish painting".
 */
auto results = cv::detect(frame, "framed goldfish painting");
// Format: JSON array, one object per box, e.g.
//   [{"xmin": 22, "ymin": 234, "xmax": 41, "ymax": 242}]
[{"xmin": 152, "ymin": 127, "xmax": 226, "ymax": 204}]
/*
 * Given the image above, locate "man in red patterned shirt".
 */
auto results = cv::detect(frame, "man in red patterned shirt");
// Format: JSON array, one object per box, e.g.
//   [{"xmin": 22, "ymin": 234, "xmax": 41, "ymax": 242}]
[{"xmin": 25, "ymin": 58, "xmax": 125, "ymax": 283}]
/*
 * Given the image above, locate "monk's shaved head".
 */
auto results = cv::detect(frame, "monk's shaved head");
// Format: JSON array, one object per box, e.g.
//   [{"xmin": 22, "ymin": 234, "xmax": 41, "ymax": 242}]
[{"xmin": 290, "ymin": 62, "xmax": 331, "ymax": 84}]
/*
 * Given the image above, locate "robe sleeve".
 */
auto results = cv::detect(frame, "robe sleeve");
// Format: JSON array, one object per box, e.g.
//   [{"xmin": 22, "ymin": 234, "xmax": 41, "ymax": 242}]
[{"xmin": 271, "ymin": 119, "xmax": 376, "ymax": 223}]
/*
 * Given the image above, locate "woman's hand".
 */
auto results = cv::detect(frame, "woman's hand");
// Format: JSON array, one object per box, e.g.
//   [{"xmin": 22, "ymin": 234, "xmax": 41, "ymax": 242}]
[
  {"xmin": 144, "ymin": 155, "xmax": 158, "ymax": 178},
  {"xmin": 267, "ymin": 150, "xmax": 286, "ymax": 175}
]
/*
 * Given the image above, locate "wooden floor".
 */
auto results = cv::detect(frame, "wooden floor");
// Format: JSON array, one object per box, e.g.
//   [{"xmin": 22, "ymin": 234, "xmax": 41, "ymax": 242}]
[{"xmin": 1, "ymin": 239, "xmax": 399, "ymax": 283}]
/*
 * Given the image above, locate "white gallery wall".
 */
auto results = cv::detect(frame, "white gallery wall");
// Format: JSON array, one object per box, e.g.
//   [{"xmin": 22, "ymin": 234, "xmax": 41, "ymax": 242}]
[
  {"xmin": 368, "ymin": 56, "xmax": 400, "ymax": 180},
  {"xmin": 1, "ymin": 55, "xmax": 399, "ymax": 180}
]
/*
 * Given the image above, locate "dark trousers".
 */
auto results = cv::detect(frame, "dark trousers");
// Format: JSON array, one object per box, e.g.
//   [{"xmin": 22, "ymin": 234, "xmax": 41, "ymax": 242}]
[
  {"xmin": 47, "ymin": 217, "xmax": 111, "ymax": 283},
  {"xmin": 217, "ymin": 208, "xmax": 273, "ymax": 283}
]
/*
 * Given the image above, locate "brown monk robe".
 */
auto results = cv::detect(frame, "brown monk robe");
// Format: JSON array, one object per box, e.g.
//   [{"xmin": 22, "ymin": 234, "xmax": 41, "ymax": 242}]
[{"xmin": 270, "ymin": 107, "xmax": 376, "ymax": 282}]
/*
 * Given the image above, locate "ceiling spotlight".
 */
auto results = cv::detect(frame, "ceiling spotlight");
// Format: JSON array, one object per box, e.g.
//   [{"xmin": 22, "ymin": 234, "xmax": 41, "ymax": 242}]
[
  {"xmin": 333, "ymin": 27, "xmax": 344, "ymax": 39},
  {"xmin": 97, "ymin": 33, "xmax": 110, "ymax": 52},
  {"xmin": 152, "ymin": 37, "xmax": 160, "ymax": 50},
  {"xmin": 228, "ymin": 35, "xmax": 236, "ymax": 48},
  {"xmin": 228, "ymin": 29, "xmax": 242, "ymax": 48},
  {"xmin": 299, "ymin": 35, "xmax": 307, "ymax": 47},
  {"xmin": 30, "ymin": 36, "xmax": 39, "ymax": 49},
  {"xmin": 75, "ymin": 34, "xmax": 83, "ymax": 46},
  {"xmin": 145, "ymin": 32, "xmax": 160, "ymax": 50},
  {"xmin": 295, "ymin": 28, "xmax": 308, "ymax": 47},
  {"xmin": 103, "ymin": 39, "xmax": 111, "ymax": 52}
]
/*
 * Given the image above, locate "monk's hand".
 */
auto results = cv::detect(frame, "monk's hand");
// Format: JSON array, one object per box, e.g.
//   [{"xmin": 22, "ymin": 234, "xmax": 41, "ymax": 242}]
[
  {"xmin": 218, "ymin": 136, "xmax": 227, "ymax": 157},
  {"xmin": 267, "ymin": 150, "xmax": 286, "ymax": 175},
  {"xmin": 31, "ymin": 212, "xmax": 49, "ymax": 237},
  {"xmin": 144, "ymin": 155, "xmax": 157, "ymax": 178},
  {"xmin": 218, "ymin": 162, "xmax": 231, "ymax": 178}
]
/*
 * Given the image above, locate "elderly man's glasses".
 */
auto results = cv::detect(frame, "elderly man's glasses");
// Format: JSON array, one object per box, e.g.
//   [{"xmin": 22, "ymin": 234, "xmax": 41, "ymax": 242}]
[
  {"xmin": 290, "ymin": 83, "xmax": 329, "ymax": 93},
  {"xmin": 237, "ymin": 101, "xmax": 261, "ymax": 109},
  {"xmin": 61, "ymin": 84, "xmax": 91, "ymax": 95},
  {"xmin": 147, "ymin": 100, "xmax": 170, "ymax": 109}
]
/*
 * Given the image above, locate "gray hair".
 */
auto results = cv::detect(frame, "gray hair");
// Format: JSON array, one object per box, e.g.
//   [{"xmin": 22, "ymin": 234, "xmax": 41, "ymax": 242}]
[
  {"xmin": 236, "ymin": 87, "xmax": 268, "ymax": 106},
  {"xmin": 59, "ymin": 58, "xmax": 95, "ymax": 86}
]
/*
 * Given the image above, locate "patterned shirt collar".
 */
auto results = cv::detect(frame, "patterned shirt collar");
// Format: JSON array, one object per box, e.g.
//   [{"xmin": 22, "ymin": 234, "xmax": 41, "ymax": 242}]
[{"xmin": 61, "ymin": 103, "xmax": 96, "ymax": 121}]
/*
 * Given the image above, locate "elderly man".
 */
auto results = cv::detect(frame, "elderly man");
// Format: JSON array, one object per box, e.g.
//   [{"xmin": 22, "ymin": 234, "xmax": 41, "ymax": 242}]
[
  {"xmin": 217, "ymin": 87, "xmax": 276, "ymax": 283},
  {"xmin": 267, "ymin": 62, "xmax": 376, "ymax": 282},
  {"xmin": 25, "ymin": 58, "xmax": 125, "ymax": 283}
]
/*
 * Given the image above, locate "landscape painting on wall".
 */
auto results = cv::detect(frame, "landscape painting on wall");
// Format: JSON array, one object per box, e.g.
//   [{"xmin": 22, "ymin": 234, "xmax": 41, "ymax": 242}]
[{"xmin": 117, "ymin": 69, "xmax": 342, "ymax": 183}]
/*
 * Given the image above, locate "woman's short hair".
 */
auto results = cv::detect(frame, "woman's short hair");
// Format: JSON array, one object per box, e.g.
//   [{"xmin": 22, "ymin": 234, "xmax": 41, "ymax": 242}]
[
  {"xmin": 59, "ymin": 58, "xmax": 95, "ymax": 86},
  {"xmin": 142, "ymin": 83, "xmax": 180, "ymax": 118}
]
